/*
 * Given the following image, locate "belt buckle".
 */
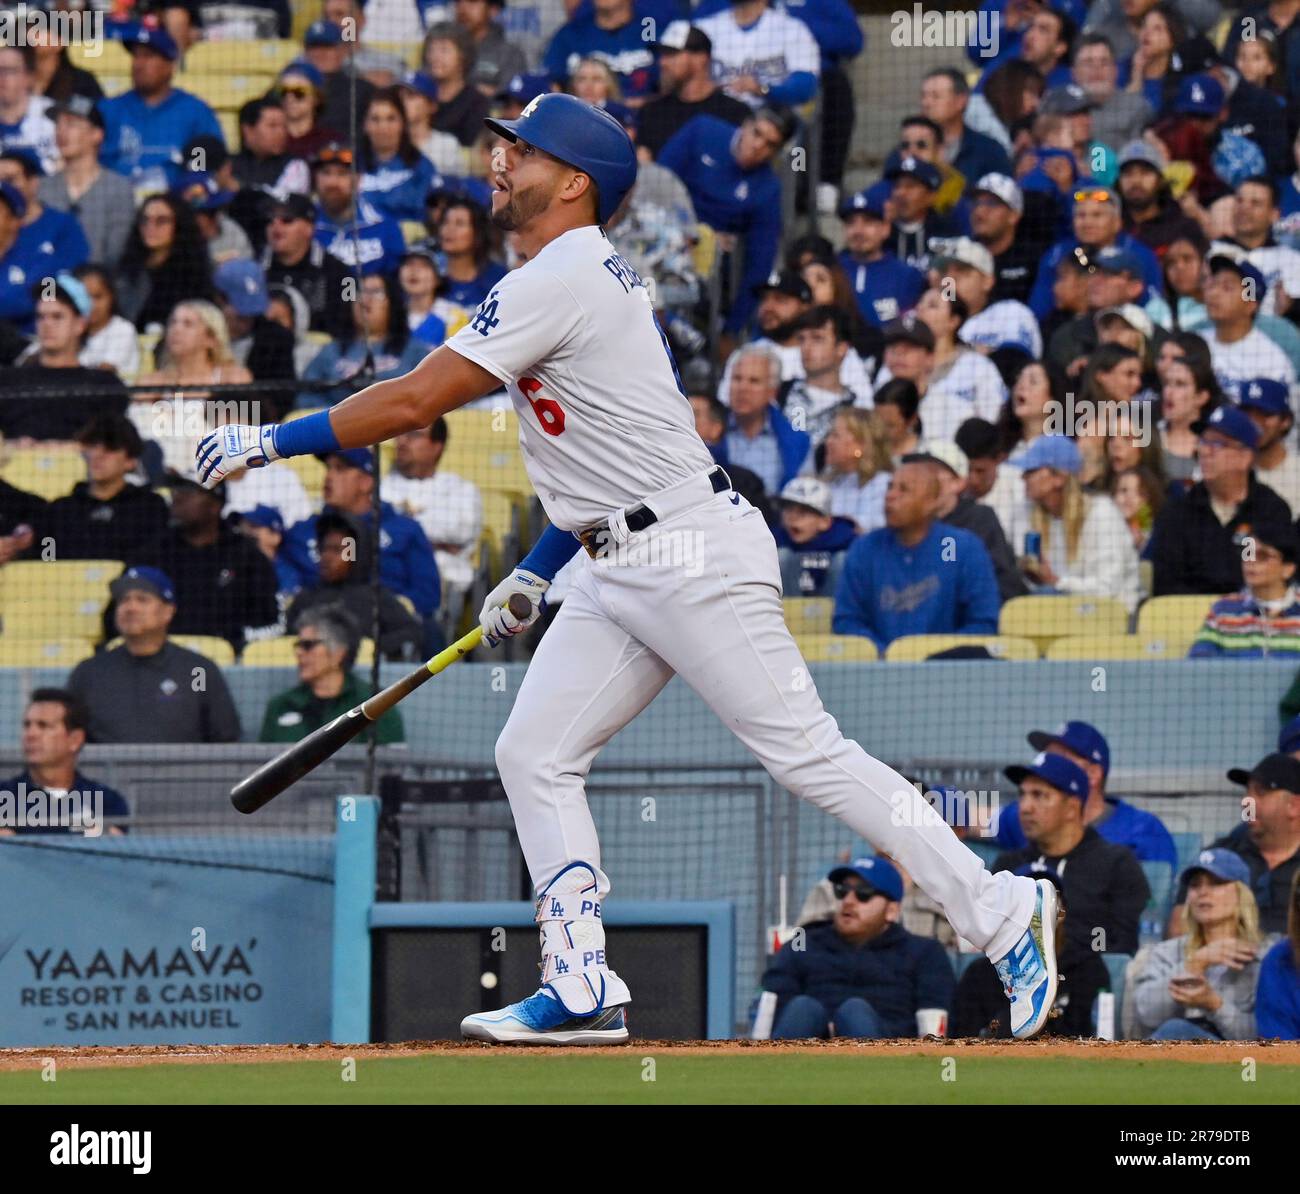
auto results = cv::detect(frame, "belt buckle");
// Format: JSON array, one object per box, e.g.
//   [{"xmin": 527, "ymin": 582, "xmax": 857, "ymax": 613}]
[{"xmin": 579, "ymin": 524, "xmax": 606, "ymax": 559}]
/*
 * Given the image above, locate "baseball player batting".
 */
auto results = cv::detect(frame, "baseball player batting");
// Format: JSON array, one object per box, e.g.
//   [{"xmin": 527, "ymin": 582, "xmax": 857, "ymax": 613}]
[{"xmin": 197, "ymin": 94, "xmax": 1059, "ymax": 1045}]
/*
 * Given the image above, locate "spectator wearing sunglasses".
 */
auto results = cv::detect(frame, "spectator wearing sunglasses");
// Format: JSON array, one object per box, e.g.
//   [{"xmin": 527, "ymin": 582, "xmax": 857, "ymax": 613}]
[
  {"xmin": 278, "ymin": 62, "xmax": 342, "ymax": 163},
  {"xmin": 761, "ymin": 856, "xmax": 954, "ymax": 1040},
  {"xmin": 259, "ymin": 605, "xmax": 406, "ymax": 744},
  {"xmin": 312, "ymin": 141, "xmax": 407, "ymax": 277},
  {"xmin": 1169, "ymin": 754, "xmax": 1300, "ymax": 937}
]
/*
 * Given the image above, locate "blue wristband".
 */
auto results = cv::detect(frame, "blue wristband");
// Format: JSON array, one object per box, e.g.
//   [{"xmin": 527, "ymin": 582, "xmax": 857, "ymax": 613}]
[
  {"xmin": 519, "ymin": 523, "xmax": 582, "ymax": 582},
  {"xmin": 272, "ymin": 410, "xmax": 340, "ymax": 459}
]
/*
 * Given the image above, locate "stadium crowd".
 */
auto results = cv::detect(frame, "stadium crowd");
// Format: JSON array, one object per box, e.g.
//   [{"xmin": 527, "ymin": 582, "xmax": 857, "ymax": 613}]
[{"xmin": 1, "ymin": 0, "xmax": 1300, "ymax": 1039}]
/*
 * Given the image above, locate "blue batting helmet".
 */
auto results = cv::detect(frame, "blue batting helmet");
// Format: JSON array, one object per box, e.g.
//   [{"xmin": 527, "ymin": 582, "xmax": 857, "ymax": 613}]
[{"xmin": 485, "ymin": 93, "xmax": 637, "ymax": 225}]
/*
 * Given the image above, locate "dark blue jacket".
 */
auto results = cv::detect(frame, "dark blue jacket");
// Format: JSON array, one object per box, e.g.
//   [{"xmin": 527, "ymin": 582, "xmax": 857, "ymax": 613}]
[
  {"xmin": 761, "ymin": 920, "xmax": 954, "ymax": 1038},
  {"xmin": 832, "ymin": 521, "xmax": 1001, "ymax": 649},
  {"xmin": 1029, "ymin": 231, "xmax": 1162, "ymax": 321},
  {"xmin": 361, "ymin": 153, "xmax": 441, "ymax": 223},
  {"xmin": 314, "ymin": 197, "xmax": 407, "ymax": 277},
  {"xmin": 4, "ymin": 770, "xmax": 130, "ymax": 835},
  {"xmin": 952, "ymin": 126, "xmax": 1013, "ymax": 185},
  {"xmin": 992, "ymin": 795, "xmax": 1178, "ymax": 869},
  {"xmin": 279, "ymin": 502, "xmax": 440, "ymax": 617},
  {"xmin": 775, "ymin": 516, "xmax": 858, "ymax": 597},
  {"xmin": 659, "ymin": 115, "xmax": 782, "ymax": 333},
  {"xmin": 693, "ymin": 0, "xmax": 864, "ymax": 66}
]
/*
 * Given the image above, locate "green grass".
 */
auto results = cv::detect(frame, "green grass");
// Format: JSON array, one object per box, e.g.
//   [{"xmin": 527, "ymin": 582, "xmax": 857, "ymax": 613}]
[{"xmin": 3, "ymin": 1055, "xmax": 1298, "ymax": 1104}]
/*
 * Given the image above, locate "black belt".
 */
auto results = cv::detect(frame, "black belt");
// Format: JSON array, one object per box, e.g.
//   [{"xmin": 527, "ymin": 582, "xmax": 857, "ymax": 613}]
[{"xmin": 577, "ymin": 468, "xmax": 729, "ymax": 558}]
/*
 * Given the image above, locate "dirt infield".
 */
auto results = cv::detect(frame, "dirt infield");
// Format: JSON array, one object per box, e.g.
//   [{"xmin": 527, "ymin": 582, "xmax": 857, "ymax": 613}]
[{"xmin": 2, "ymin": 1038, "xmax": 1298, "ymax": 1071}]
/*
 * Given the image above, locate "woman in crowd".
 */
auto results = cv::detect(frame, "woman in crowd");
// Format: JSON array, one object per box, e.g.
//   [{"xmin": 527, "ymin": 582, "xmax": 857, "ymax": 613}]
[
  {"xmin": 398, "ymin": 246, "xmax": 469, "ymax": 347},
  {"xmin": 1132, "ymin": 851, "xmax": 1264, "ymax": 1041},
  {"xmin": 911, "ymin": 287, "xmax": 1006, "ymax": 444},
  {"xmin": 115, "ymin": 193, "xmax": 214, "ymax": 333},
  {"xmin": 299, "ymin": 273, "xmax": 431, "ymax": 407},
  {"xmin": 358, "ymin": 87, "xmax": 440, "ymax": 222},
  {"xmin": 1159, "ymin": 352, "xmax": 1221, "ymax": 484},
  {"xmin": 422, "ymin": 23, "xmax": 491, "ymax": 147},
  {"xmin": 798, "ymin": 253, "xmax": 877, "ymax": 362},
  {"xmin": 1146, "ymin": 231, "xmax": 1209, "ymax": 332},
  {"xmin": 1235, "ymin": 28, "xmax": 1285, "ymax": 98},
  {"xmin": 1110, "ymin": 464, "xmax": 1166, "ymax": 554},
  {"xmin": 569, "ymin": 57, "xmax": 636, "ymax": 129},
  {"xmin": 395, "ymin": 71, "xmax": 470, "ymax": 176},
  {"xmin": 1016, "ymin": 434, "xmax": 1142, "ymax": 612},
  {"xmin": 1098, "ymin": 402, "xmax": 1169, "ymax": 498},
  {"xmin": 1123, "ymin": 4, "xmax": 1186, "ymax": 112},
  {"xmin": 27, "ymin": 27, "xmax": 102, "ymax": 102},
  {"xmin": 996, "ymin": 358, "xmax": 1064, "ymax": 460},
  {"xmin": 871, "ymin": 378, "xmax": 923, "ymax": 464},
  {"xmin": 967, "ymin": 59, "xmax": 1044, "ymax": 155},
  {"xmin": 1256, "ymin": 871, "xmax": 1300, "ymax": 1040},
  {"xmin": 278, "ymin": 62, "xmax": 339, "ymax": 161},
  {"xmin": 73, "ymin": 265, "xmax": 140, "ymax": 379},
  {"xmin": 1077, "ymin": 344, "xmax": 1144, "ymax": 486},
  {"xmin": 821, "ymin": 407, "xmax": 892, "ymax": 533},
  {"xmin": 438, "ymin": 197, "xmax": 506, "ymax": 308}
]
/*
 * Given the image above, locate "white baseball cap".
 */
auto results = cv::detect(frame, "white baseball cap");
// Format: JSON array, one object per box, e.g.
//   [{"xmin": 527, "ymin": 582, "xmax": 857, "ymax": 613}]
[
  {"xmin": 928, "ymin": 235, "xmax": 995, "ymax": 278},
  {"xmin": 1095, "ymin": 303, "xmax": 1154, "ymax": 340},
  {"xmin": 778, "ymin": 476, "xmax": 832, "ymax": 517},
  {"xmin": 905, "ymin": 441, "xmax": 969, "ymax": 481},
  {"xmin": 973, "ymin": 172, "xmax": 1023, "ymax": 215}
]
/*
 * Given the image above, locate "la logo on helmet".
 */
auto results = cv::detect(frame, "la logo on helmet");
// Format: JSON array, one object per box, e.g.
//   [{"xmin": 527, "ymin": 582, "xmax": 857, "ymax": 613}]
[{"xmin": 520, "ymin": 94, "xmax": 545, "ymax": 120}]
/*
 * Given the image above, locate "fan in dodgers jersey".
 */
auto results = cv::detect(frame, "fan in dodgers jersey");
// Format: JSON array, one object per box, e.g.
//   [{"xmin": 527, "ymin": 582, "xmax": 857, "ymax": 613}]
[{"xmin": 195, "ymin": 92, "xmax": 1061, "ymax": 1045}]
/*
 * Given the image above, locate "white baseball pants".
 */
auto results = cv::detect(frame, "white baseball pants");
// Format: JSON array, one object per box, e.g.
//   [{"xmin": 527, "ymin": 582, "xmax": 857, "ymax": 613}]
[{"xmin": 495, "ymin": 478, "xmax": 1036, "ymax": 960}]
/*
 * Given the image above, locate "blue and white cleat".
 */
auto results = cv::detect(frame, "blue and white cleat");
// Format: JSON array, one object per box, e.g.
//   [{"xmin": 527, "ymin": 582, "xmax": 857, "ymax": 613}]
[
  {"xmin": 992, "ymin": 878, "xmax": 1061, "ymax": 1039},
  {"xmin": 461, "ymin": 989, "xmax": 629, "ymax": 1045}
]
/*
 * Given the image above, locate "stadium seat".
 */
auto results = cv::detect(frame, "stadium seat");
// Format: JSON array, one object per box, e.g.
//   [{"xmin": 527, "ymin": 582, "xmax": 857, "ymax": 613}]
[
  {"xmin": 963, "ymin": 839, "xmax": 1001, "ymax": 868},
  {"xmin": 68, "ymin": 40, "xmax": 131, "ymax": 73},
  {"xmin": 180, "ymin": 39, "xmax": 298, "ymax": 75},
  {"xmin": 169, "ymin": 635, "xmax": 237, "ymax": 665},
  {"xmin": 279, "ymin": 453, "xmax": 325, "ymax": 505},
  {"xmin": 1044, "ymin": 634, "xmax": 1193, "ymax": 661},
  {"xmin": 692, "ymin": 223, "xmax": 718, "ymax": 280},
  {"xmin": 240, "ymin": 636, "xmax": 375, "ymax": 666},
  {"xmin": 441, "ymin": 408, "xmax": 532, "ymax": 496},
  {"xmin": 1139, "ymin": 861, "xmax": 1173, "ymax": 944},
  {"xmin": 783, "ymin": 597, "xmax": 833, "ymax": 637},
  {"xmin": 998, "ymin": 594, "xmax": 1129, "ymax": 654},
  {"xmin": 2, "ymin": 560, "xmax": 122, "ymax": 640},
  {"xmin": 1100, "ymin": 953, "xmax": 1133, "ymax": 1038},
  {"xmin": 479, "ymin": 489, "xmax": 521, "ymax": 571},
  {"xmin": 1137, "ymin": 595, "xmax": 1220, "ymax": 640},
  {"xmin": 184, "ymin": 74, "xmax": 278, "ymax": 112},
  {"xmin": 401, "ymin": 220, "xmax": 430, "ymax": 245},
  {"xmin": 1, "ymin": 446, "xmax": 85, "ymax": 500},
  {"xmin": 0, "ymin": 638, "xmax": 95, "ymax": 668},
  {"xmin": 136, "ymin": 332, "xmax": 160, "ymax": 376},
  {"xmin": 1171, "ymin": 832, "xmax": 1205, "ymax": 878},
  {"xmin": 796, "ymin": 633, "xmax": 878, "ymax": 662},
  {"xmin": 217, "ymin": 111, "xmax": 240, "ymax": 149},
  {"xmin": 883, "ymin": 634, "xmax": 1039, "ymax": 662}
]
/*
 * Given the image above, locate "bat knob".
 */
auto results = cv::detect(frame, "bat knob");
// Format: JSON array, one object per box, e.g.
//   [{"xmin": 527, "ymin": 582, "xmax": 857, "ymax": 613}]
[{"xmin": 506, "ymin": 592, "xmax": 534, "ymax": 621}]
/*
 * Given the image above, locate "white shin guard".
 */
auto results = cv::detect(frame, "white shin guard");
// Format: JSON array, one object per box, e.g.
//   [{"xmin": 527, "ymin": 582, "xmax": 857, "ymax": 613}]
[{"xmin": 536, "ymin": 862, "xmax": 631, "ymax": 1015}]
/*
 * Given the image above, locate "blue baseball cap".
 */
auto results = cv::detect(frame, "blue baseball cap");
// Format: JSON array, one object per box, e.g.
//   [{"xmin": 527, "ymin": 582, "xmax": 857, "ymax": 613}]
[
  {"xmin": 1005, "ymin": 752, "xmax": 1090, "ymax": 800},
  {"xmin": 396, "ymin": 70, "xmax": 439, "ymax": 102},
  {"xmin": 1173, "ymin": 73, "xmax": 1225, "ymax": 116},
  {"xmin": 1092, "ymin": 244, "xmax": 1143, "ymax": 277},
  {"xmin": 110, "ymin": 565, "xmax": 176, "ymax": 604},
  {"xmin": 280, "ymin": 60, "xmax": 324, "ymax": 89},
  {"xmin": 1279, "ymin": 714, "xmax": 1300, "ymax": 755},
  {"xmin": 1234, "ymin": 378, "xmax": 1291, "ymax": 417},
  {"xmin": 496, "ymin": 73, "xmax": 551, "ymax": 105},
  {"xmin": 174, "ymin": 171, "xmax": 234, "ymax": 212},
  {"xmin": 303, "ymin": 20, "xmax": 344, "ymax": 48},
  {"xmin": 239, "ymin": 504, "xmax": 285, "ymax": 535},
  {"xmin": 838, "ymin": 188, "xmax": 887, "ymax": 220},
  {"xmin": 1028, "ymin": 720, "xmax": 1109, "ymax": 777},
  {"xmin": 41, "ymin": 272, "xmax": 92, "ymax": 317},
  {"xmin": 122, "ymin": 23, "xmax": 179, "ymax": 61},
  {"xmin": 0, "ymin": 179, "xmax": 25, "ymax": 218},
  {"xmin": 1193, "ymin": 403, "xmax": 1259, "ymax": 450},
  {"xmin": 1180, "ymin": 846, "xmax": 1250, "ymax": 887},
  {"xmin": 1207, "ymin": 251, "xmax": 1268, "ymax": 298},
  {"xmin": 885, "ymin": 155, "xmax": 941, "ymax": 190},
  {"xmin": 214, "ymin": 259, "xmax": 269, "ymax": 317},
  {"xmin": 828, "ymin": 856, "xmax": 904, "ymax": 902},
  {"xmin": 1016, "ymin": 435, "xmax": 1082, "ymax": 476},
  {"xmin": 0, "ymin": 145, "xmax": 44, "ymax": 177},
  {"xmin": 317, "ymin": 447, "xmax": 376, "ymax": 475}
]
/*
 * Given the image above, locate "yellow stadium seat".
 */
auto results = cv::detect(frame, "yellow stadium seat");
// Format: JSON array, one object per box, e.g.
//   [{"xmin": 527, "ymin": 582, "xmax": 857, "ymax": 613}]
[
  {"xmin": 479, "ymin": 489, "xmax": 520, "ymax": 564},
  {"xmin": 692, "ymin": 224, "xmax": 718, "ymax": 279},
  {"xmin": 1, "ymin": 446, "xmax": 85, "ymax": 500},
  {"xmin": 2, "ymin": 560, "xmax": 123, "ymax": 641},
  {"xmin": 181, "ymin": 39, "xmax": 299, "ymax": 75},
  {"xmin": 998, "ymin": 595, "xmax": 1130, "ymax": 654},
  {"xmin": 1137, "ymin": 595, "xmax": 1221, "ymax": 640},
  {"xmin": 136, "ymin": 332, "xmax": 160, "ymax": 376},
  {"xmin": 184, "ymin": 74, "xmax": 277, "ymax": 111},
  {"xmin": 884, "ymin": 634, "xmax": 1039, "ymax": 662},
  {"xmin": 0, "ymin": 638, "xmax": 96, "ymax": 668},
  {"xmin": 797, "ymin": 633, "xmax": 878, "ymax": 663},
  {"xmin": 217, "ymin": 110, "xmax": 240, "ymax": 149},
  {"xmin": 279, "ymin": 453, "xmax": 325, "ymax": 504},
  {"xmin": 68, "ymin": 40, "xmax": 131, "ymax": 74},
  {"xmin": 401, "ymin": 219, "xmax": 431, "ymax": 245},
  {"xmin": 170, "ymin": 635, "xmax": 237, "ymax": 665},
  {"xmin": 784, "ymin": 597, "xmax": 833, "ymax": 637},
  {"xmin": 441, "ymin": 408, "xmax": 532, "ymax": 495},
  {"xmin": 240, "ymin": 636, "xmax": 375, "ymax": 666},
  {"xmin": 1045, "ymin": 634, "xmax": 1194, "ymax": 661}
]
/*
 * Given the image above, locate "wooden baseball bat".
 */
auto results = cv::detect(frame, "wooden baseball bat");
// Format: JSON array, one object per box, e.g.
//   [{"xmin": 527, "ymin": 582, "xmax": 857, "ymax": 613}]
[{"xmin": 230, "ymin": 593, "xmax": 533, "ymax": 814}]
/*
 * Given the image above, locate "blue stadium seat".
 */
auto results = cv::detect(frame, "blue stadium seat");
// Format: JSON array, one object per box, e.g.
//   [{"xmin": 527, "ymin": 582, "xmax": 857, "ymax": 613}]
[
  {"xmin": 1172, "ymin": 832, "xmax": 1206, "ymax": 878},
  {"xmin": 963, "ymin": 840, "xmax": 1001, "ymax": 868},
  {"xmin": 1094, "ymin": 952, "xmax": 1133, "ymax": 1038},
  {"xmin": 1139, "ymin": 861, "xmax": 1173, "ymax": 944}
]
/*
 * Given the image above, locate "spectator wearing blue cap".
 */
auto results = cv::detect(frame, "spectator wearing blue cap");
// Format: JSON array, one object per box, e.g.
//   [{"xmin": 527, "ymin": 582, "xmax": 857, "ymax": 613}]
[
  {"xmin": 67, "ymin": 566, "xmax": 242, "ymax": 744},
  {"xmin": 1198, "ymin": 252, "xmax": 1298, "ymax": 396},
  {"xmin": 762, "ymin": 855, "xmax": 954, "ymax": 1040},
  {"xmin": 1256, "ymin": 870, "xmax": 1300, "ymax": 1039},
  {"xmin": 357, "ymin": 87, "xmax": 442, "ymax": 223},
  {"xmin": 1150, "ymin": 403, "xmax": 1292, "ymax": 595},
  {"xmin": 494, "ymin": 72, "xmax": 553, "ymax": 121},
  {"xmin": 211, "ymin": 259, "xmax": 297, "ymax": 418},
  {"xmin": 279, "ymin": 447, "xmax": 440, "ymax": 619},
  {"xmin": 835, "ymin": 188, "xmax": 926, "ymax": 329},
  {"xmin": 636, "ymin": 24, "xmax": 749, "ymax": 161},
  {"xmin": 1045, "ymin": 243, "xmax": 1149, "ymax": 377},
  {"xmin": 1149, "ymin": 72, "xmax": 1230, "ymax": 208},
  {"xmin": 832, "ymin": 457, "xmax": 1001, "ymax": 649},
  {"xmin": 659, "ymin": 109, "xmax": 792, "ymax": 337},
  {"xmin": 312, "ymin": 143, "xmax": 408, "ymax": 278},
  {"xmin": 0, "ymin": 275, "xmax": 130, "ymax": 442},
  {"xmin": 1189, "ymin": 522, "xmax": 1300, "ymax": 657},
  {"xmin": 0, "ymin": 45, "xmax": 57, "ymax": 174},
  {"xmin": 993, "ymin": 721, "xmax": 1178, "ymax": 868},
  {"xmin": 39, "ymin": 94, "xmax": 135, "ymax": 271},
  {"xmin": 1168, "ymin": 754, "xmax": 1300, "ymax": 938},
  {"xmin": 234, "ymin": 504, "xmax": 286, "ymax": 564},
  {"xmin": 952, "ymin": 751, "xmax": 1149, "ymax": 1037},
  {"xmin": 174, "ymin": 170, "xmax": 252, "ymax": 268},
  {"xmin": 99, "ymin": 26, "xmax": 223, "ymax": 190},
  {"xmin": 1236, "ymin": 378, "xmax": 1300, "ymax": 517},
  {"xmin": 1007, "ymin": 434, "xmax": 1142, "ymax": 612},
  {"xmin": 884, "ymin": 154, "xmax": 961, "ymax": 273},
  {"xmin": 393, "ymin": 72, "xmax": 467, "ymax": 179},
  {"xmin": 1132, "ymin": 848, "xmax": 1264, "ymax": 1040},
  {"xmin": 302, "ymin": 21, "xmax": 377, "ymax": 142}
]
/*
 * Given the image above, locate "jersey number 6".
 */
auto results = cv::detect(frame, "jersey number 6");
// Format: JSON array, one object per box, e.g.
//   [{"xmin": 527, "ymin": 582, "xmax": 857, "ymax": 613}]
[{"xmin": 520, "ymin": 377, "xmax": 565, "ymax": 436}]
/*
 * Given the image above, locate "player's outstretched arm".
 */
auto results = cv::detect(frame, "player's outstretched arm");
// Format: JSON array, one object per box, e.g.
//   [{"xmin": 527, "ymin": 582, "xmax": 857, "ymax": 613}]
[{"xmin": 195, "ymin": 346, "xmax": 501, "ymax": 486}]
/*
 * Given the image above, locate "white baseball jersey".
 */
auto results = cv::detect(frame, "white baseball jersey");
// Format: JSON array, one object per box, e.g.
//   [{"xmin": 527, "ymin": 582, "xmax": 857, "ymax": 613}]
[
  {"xmin": 1204, "ymin": 326, "xmax": 1298, "ymax": 396},
  {"xmin": 694, "ymin": 8, "xmax": 820, "ymax": 104},
  {"xmin": 960, "ymin": 299, "xmax": 1043, "ymax": 359},
  {"xmin": 1244, "ymin": 244, "xmax": 1300, "ymax": 318},
  {"xmin": 445, "ymin": 225, "xmax": 714, "ymax": 530}
]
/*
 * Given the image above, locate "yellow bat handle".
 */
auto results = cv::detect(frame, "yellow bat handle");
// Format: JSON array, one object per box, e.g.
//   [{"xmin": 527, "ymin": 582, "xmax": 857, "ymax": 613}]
[{"xmin": 425, "ymin": 626, "xmax": 485, "ymax": 677}]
